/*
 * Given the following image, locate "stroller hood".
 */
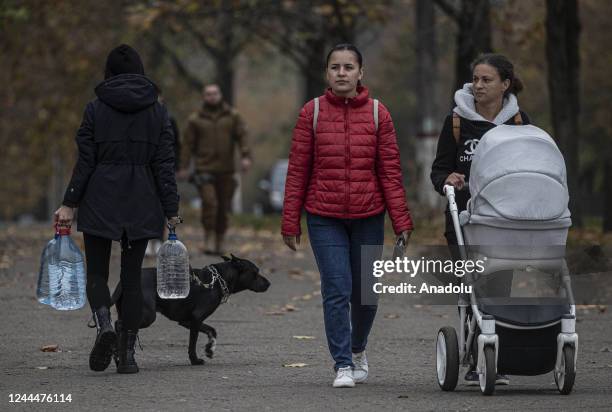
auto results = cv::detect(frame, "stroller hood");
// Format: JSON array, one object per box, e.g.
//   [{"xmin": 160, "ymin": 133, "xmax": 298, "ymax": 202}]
[{"xmin": 467, "ymin": 125, "xmax": 571, "ymax": 225}]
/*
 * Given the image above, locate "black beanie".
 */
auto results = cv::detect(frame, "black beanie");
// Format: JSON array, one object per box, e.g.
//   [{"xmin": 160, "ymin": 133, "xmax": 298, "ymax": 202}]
[{"xmin": 104, "ymin": 44, "xmax": 145, "ymax": 79}]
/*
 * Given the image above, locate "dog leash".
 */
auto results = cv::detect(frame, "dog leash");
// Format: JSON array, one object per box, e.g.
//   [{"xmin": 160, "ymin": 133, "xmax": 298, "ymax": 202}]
[{"xmin": 191, "ymin": 265, "xmax": 230, "ymax": 304}]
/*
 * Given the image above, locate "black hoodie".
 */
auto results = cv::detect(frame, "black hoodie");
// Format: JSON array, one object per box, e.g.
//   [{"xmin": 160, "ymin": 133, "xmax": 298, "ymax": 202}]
[
  {"xmin": 62, "ymin": 74, "xmax": 179, "ymax": 241},
  {"xmin": 94, "ymin": 74, "xmax": 157, "ymax": 113},
  {"xmin": 430, "ymin": 110, "xmax": 530, "ymax": 240}
]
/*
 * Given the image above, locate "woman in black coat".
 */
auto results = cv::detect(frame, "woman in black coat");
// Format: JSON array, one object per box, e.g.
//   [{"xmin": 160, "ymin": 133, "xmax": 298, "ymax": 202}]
[
  {"xmin": 54, "ymin": 45, "xmax": 180, "ymax": 374},
  {"xmin": 430, "ymin": 53, "xmax": 530, "ymax": 386}
]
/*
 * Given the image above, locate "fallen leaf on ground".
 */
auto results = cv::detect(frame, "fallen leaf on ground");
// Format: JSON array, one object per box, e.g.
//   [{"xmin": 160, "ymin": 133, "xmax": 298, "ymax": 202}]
[
  {"xmin": 283, "ymin": 304, "xmax": 297, "ymax": 312},
  {"xmin": 36, "ymin": 366, "xmax": 49, "ymax": 370},
  {"xmin": 301, "ymin": 294, "xmax": 312, "ymax": 301},
  {"xmin": 264, "ymin": 311, "xmax": 285, "ymax": 316},
  {"xmin": 384, "ymin": 313, "xmax": 400, "ymax": 319},
  {"xmin": 577, "ymin": 304, "xmax": 608, "ymax": 313},
  {"xmin": 41, "ymin": 344, "xmax": 60, "ymax": 352},
  {"xmin": 289, "ymin": 268, "xmax": 303, "ymax": 275},
  {"xmin": 283, "ymin": 363, "xmax": 308, "ymax": 368},
  {"xmin": 293, "ymin": 335, "xmax": 315, "ymax": 340}
]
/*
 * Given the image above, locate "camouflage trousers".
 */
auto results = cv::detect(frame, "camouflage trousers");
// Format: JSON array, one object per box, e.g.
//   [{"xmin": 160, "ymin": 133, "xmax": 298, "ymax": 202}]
[{"xmin": 195, "ymin": 173, "xmax": 237, "ymax": 236}]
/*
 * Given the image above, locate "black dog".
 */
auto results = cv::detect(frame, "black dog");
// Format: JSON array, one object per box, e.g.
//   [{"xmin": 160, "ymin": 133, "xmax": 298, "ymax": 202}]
[{"xmin": 111, "ymin": 254, "xmax": 270, "ymax": 365}]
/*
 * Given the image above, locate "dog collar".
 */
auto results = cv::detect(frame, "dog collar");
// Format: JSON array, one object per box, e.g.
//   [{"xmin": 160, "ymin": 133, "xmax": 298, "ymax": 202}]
[{"xmin": 191, "ymin": 265, "xmax": 230, "ymax": 304}]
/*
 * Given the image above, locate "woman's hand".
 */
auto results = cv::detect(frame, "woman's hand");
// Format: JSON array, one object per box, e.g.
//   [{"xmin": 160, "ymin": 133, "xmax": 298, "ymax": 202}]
[
  {"xmin": 240, "ymin": 157, "xmax": 252, "ymax": 173},
  {"xmin": 444, "ymin": 172, "xmax": 466, "ymax": 190},
  {"xmin": 176, "ymin": 169, "xmax": 190, "ymax": 180},
  {"xmin": 400, "ymin": 230, "xmax": 412, "ymax": 246},
  {"xmin": 167, "ymin": 216, "xmax": 183, "ymax": 228},
  {"xmin": 54, "ymin": 206, "xmax": 74, "ymax": 227},
  {"xmin": 283, "ymin": 235, "xmax": 300, "ymax": 251}
]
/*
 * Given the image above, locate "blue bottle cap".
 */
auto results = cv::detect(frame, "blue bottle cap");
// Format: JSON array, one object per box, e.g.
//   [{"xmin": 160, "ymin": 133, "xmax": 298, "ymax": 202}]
[{"xmin": 168, "ymin": 233, "xmax": 178, "ymax": 241}]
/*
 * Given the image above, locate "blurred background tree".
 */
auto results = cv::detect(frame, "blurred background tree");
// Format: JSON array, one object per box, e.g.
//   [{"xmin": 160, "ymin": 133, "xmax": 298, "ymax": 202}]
[{"xmin": 1, "ymin": 0, "xmax": 610, "ymax": 234}]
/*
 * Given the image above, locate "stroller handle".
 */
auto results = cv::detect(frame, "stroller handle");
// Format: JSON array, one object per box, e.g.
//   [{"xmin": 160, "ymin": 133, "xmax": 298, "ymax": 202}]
[
  {"xmin": 443, "ymin": 184, "xmax": 466, "ymax": 246},
  {"xmin": 443, "ymin": 182, "xmax": 469, "ymax": 193}
]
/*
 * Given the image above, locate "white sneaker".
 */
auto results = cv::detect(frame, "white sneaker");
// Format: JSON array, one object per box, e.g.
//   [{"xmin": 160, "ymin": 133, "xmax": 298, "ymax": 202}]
[
  {"xmin": 333, "ymin": 366, "xmax": 355, "ymax": 388},
  {"xmin": 353, "ymin": 351, "xmax": 368, "ymax": 383}
]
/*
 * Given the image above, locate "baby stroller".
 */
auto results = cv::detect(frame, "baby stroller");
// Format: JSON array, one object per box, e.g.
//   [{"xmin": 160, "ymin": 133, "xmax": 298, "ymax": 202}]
[{"xmin": 435, "ymin": 124, "xmax": 578, "ymax": 395}]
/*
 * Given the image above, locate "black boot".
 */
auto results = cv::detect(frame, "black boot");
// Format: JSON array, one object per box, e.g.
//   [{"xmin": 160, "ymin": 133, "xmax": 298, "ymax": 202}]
[
  {"xmin": 117, "ymin": 327, "xmax": 139, "ymax": 374},
  {"xmin": 112, "ymin": 320, "xmax": 122, "ymax": 368},
  {"xmin": 89, "ymin": 306, "xmax": 117, "ymax": 371}
]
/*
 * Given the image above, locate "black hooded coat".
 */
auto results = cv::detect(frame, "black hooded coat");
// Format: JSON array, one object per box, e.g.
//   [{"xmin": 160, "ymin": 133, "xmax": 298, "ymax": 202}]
[{"xmin": 62, "ymin": 73, "xmax": 179, "ymax": 241}]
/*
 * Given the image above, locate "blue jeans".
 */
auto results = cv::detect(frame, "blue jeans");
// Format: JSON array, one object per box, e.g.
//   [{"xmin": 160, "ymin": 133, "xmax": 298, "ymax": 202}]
[{"xmin": 306, "ymin": 211, "xmax": 384, "ymax": 370}]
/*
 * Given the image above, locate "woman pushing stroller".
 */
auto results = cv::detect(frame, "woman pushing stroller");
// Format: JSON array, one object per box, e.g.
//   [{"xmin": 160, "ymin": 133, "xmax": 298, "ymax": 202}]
[{"xmin": 430, "ymin": 53, "xmax": 531, "ymax": 385}]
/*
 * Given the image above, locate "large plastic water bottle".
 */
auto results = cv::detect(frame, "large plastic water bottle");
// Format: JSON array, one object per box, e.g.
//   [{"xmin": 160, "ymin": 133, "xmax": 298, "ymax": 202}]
[
  {"xmin": 37, "ymin": 231, "xmax": 59, "ymax": 305},
  {"xmin": 46, "ymin": 226, "xmax": 86, "ymax": 310},
  {"xmin": 157, "ymin": 226, "xmax": 190, "ymax": 299}
]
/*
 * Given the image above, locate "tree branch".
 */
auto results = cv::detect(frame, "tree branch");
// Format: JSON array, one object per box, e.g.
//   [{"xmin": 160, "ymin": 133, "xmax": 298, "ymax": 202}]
[
  {"xmin": 151, "ymin": 34, "xmax": 204, "ymax": 90},
  {"xmin": 177, "ymin": 15, "xmax": 222, "ymax": 59},
  {"xmin": 433, "ymin": 0, "xmax": 460, "ymax": 22},
  {"xmin": 253, "ymin": 28, "xmax": 309, "ymax": 71}
]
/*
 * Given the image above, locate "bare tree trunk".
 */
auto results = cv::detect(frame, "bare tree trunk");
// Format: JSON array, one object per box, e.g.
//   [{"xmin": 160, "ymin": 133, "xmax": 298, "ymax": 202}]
[
  {"xmin": 546, "ymin": 0, "xmax": 582, "ymax": 227},
  {"xmin": 416, "ymin": 0, "xmax": 438, "ymax": 135},
  {"xmin": 47, "ymin": 146, "xmax": 64, "ymax": 223},
  {"xmin": 303, "ymin": 38, "xmax": 327, "ymax": 101},
  {"xmin": 415, "ymin": 0, "xmax": 443, "ymax": 210},
  {"xmin": 216, "ymin": 51, "xmax": 235, "ymax": 105},
  {"xmin": 455, "ymin": 0, "xmax": 492, "ymax": 91},
  {"xmin": 217, "ymin": 0, "xmax": 235, "ymax": 105},
  {"xmin": 434, "ymin": 0, "xmax": 492, "ymax": 99},
  {"xmin": 604, "ymin": 159, "xmax": 612, "ymax": 231}
]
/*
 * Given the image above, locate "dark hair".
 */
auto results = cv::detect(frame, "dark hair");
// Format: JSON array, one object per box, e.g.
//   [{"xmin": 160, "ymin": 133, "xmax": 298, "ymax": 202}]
[
  {"xmin": 471, "ymin": 53, "xmax": 524, "ymax": 97},
  {"xmin": 325, "ymin": 43, "xmax": 363, "ymax": 68}
]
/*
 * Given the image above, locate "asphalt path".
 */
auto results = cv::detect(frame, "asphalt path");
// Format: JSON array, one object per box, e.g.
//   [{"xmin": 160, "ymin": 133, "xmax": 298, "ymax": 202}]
[{"xmin": 1, "ymin": 225, "xmax": 611, "ymax": 411}]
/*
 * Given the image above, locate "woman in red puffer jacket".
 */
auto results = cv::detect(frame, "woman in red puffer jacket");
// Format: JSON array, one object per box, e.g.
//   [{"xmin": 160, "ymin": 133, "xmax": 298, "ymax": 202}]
[{"xmin": 281, "ymin": 43, "xmax": 414, "ymax": 388}]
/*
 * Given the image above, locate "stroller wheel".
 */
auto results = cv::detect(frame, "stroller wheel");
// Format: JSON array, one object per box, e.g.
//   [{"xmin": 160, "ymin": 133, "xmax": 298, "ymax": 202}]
[
  {"xmin": 436, "ymin": 327, "xmax": 459, "ymax": 391},
  {"xmin": 480, "ymin": 346, "xmax": 496, "ymax": 395},
  {"xmin": 555, "ymin": 345, "xmax": 576, "ymax": 395}
]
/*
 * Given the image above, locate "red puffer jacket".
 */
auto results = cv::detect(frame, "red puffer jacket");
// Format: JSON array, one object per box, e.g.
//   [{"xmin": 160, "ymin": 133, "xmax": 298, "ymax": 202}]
[{"xmin": 281, "ymin": 86, "xmax": 413, "ymax": 236}]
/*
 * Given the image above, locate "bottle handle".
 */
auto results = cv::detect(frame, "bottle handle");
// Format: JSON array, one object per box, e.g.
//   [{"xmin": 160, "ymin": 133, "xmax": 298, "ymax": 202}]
[
  {"xmin": 55, "ymin": 223, "xmax": 71, "ymax": 236},
  {"xmin": 166, "ymin": 216, "xmax": 184, "ymax": 233}
]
